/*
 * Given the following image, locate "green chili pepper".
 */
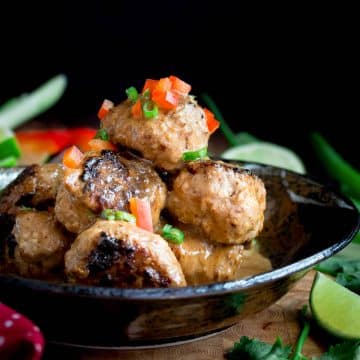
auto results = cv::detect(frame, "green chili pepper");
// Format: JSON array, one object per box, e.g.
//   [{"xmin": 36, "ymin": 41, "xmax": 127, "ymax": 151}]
[{"xmin": 311, "ymin": 132, "xmax": 360, "ymax": 199}]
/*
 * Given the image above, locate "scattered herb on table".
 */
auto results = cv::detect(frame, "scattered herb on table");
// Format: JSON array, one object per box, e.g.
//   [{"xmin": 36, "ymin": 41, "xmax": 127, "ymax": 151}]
[{"xmin": 225, "ymin": 305, "xmax": 360, "ymax": 359}]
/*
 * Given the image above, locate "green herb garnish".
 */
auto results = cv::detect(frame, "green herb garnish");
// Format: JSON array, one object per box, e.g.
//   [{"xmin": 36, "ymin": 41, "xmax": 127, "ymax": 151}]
[
  {"xmin": 94, "ymin": 128, "xmax": 109, "ymax": 141},
  {"xmin": 162, "ymin": 224, "xmax": 184, "ymax": 244},
  {"xmin": 126, "ymin": 86, "xmax": 139, "ymax": 103},
  {"xmin": 182, "ymin": 147, "xmax": 208, "ymax": 162}
]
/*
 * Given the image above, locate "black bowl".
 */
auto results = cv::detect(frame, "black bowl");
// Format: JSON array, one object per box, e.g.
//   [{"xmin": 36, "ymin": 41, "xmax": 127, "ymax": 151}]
[{"xmin": 0, "ymin": 162, "xmax": 359, "ymax": 348}]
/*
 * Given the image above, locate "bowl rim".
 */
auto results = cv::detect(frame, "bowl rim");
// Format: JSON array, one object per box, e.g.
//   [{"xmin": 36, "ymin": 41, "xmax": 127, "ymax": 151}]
[{"xmin": 1, "ymin": 162, "xmax": 359, "ymax": 300}]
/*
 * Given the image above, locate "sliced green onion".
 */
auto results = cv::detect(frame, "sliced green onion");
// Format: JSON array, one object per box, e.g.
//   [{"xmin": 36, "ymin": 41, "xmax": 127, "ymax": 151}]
[
  {"xmin": 162, "ymin": 224, "xmax": 184, "ymax": 244},
  {"xmin": 114, "ymin": 210, "xmax": 136, "ymax": 223},
  {"xmin": 101, "ymin": 209, "xmax": 115, "ymax": 221},
  {"xmin": 182, "ymin": 147, "xmax": 208, "ymax": 162},
  {"xmin": 94, "ymin": 128, "xmax": 109, "ymax": 141},
  {"xmin": 126, "ymin": 86, "xmax": 138, "ymax": 103},
  {"xmin": 142, "ymin": 89, "xmax": 151, "ymax": 100},
  {"xmin": 142, "ymin": 101, "xmax": 158, "ymax": 119}
]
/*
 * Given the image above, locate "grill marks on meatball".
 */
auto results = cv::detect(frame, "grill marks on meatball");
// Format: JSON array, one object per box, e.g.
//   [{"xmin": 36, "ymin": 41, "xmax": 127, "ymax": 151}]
[
  {"xmin": 0, "ymin": 164, "xmax": 63, "ymax": 215},
  {"xmin": 65, "ymin": 221, "xmax": 186, "ymax": 288},
  {"xmin": 88, "ymin": 232, "xmax": 123, "ymax": 274},
  {"xmin": 59, "ymin": 151, "xmax": 166, "ymax": 233},
  {"xmin": 80, "ymin": 151, "xmax": 132, "ymax": 212}
]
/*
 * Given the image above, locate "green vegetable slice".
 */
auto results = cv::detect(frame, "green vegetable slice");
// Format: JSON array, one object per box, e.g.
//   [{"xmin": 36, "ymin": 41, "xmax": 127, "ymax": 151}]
[
  {"xmin": 114, "ymin": 210, "xmax": 136, "ymax": 224},
  {"xmin": 310, "ymin": 272, "xmax": 360, "ymax": 340},
  {"xmin": 0, "ymin": 127, "xmax": 21, "ymax": 159},
  {"xmin": 162, "ymin": 224, "xmax": 184, "ymax": 244},
  {"xmin": 182, "ymin": 147, "xmax": 208, "ymax": 162},
  {"xmin": 126, "ymin": 86, "xmax": 138, "ymax": 103},
  {"xmin": 0, "ymin": 74, "xmax": 67, "ymax": 129},
  {"xmin": 95, "ymin": 128, "xmax": 109, "ymax": 141},
  {"xmin": 311, "ymin": 132, "xmax": 360, "ymax": 199},
  {"xmin": 142, "ymin": 100, "xmax": 158, "ymax": 119},
  {"xmin": 222, "ymin": 142, "xmax": 306, "ymax": 174}
]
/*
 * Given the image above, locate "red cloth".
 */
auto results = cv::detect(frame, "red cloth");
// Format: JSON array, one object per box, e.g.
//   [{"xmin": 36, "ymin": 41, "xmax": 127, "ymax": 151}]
[{"xmin": 0, "ymin": 303, "xmax": 44, "ymax": 359}]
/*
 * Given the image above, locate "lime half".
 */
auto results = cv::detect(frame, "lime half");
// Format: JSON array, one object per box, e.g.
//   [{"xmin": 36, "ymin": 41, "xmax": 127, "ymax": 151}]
[
  {"xmin": 310, "ymin": 272, "xmax": 360, "ymax": 340},
  {"xmin": 221, "ymin": 142, "xmax": 306, "ymax": 174}
]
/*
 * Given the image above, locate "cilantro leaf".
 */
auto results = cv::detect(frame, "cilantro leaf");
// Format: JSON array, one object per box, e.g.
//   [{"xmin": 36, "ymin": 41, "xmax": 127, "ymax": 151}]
[
  {"xmin": 314, "ymin": 340, "xmax": 360, "ymax": 360},
  {"xmin": 225, "ymin": 336, "xmax": 292, "ymax": 359},
  {"xmin": 316, "ymin": 258, "xmax": 360, "ymax": 294}
]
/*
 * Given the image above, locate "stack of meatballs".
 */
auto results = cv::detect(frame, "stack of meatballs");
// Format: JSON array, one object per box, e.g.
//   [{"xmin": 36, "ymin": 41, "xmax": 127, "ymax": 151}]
[{"xmin": 0, "ymin": 76, "xmax": 266, "ymax": 288}]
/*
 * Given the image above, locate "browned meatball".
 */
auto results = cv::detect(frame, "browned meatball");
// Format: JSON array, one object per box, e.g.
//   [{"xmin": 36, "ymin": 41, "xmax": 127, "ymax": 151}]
[
  {"xmin": 168, "ymin": 223, "xmax": 272, "ymax": 285},
  {"xmin": 55, "ymin": 184, "xmax": 97, "ymax": 234},
  {"xmin": 166, "ymin": 160, "xmax": 266, "ymax": 244},
  {"xmin": 65, "ymin": 220, "xmax": 186, "ymax": 287},
  {"xmin": 102, "ymin": 96, "xmax": 209, "ymax": 170},
  {"xmin": 169, "ymin": 224, "xmax": 244, "ymax": 285},
  {"xmin": 5, "ymin": 211, "xmax": 70, "ymax": 278},
  {"xmin": 0, "ymin": 163, "xmax": 63, "ymax": 215},
  {"xmin": 56, "ymin": 150, "xmax": 166, "ymax": 233}
]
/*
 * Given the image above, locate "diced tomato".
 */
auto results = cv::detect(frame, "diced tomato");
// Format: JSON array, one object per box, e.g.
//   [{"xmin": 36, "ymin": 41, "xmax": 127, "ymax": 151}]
[
  {"xmin": 63, "ymin": 146, "xmax": 84, "ymax": 168},
  {"xmin": 97, "ymin": 99, "xmax": 114, "ymax": 120},
  {"xmin": 129, "ymin": 197, "xmax": 153, "ymax": 232},
  {"xmin": 142, "ymin": 79, "xmax": 158, "ymax": 94},
  {"xmin": 169, "ymin": 76, "xmax": 191, "ymax": 95},
  {"xmin": 203, "ymin": 108, "xmax": 220, "ymax": 135},
  {"xmin": 152, "ymin": 89, "xmax": 179, "ymax": 110},
  {"xmin": 154, "ymin": 78, "xmax": 172, "ymax": 93},
  {"xmin": 131, "ymin": 100, "xmax": 142, "ymax": 118},
  {"xmin": 87, "ymin": 139, "xmax": 117, "ymax": 152}
]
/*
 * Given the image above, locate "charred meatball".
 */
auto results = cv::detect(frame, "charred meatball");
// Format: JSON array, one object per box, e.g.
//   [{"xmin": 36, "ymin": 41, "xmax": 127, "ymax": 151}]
[
  {"xmin": 102, "ymin": 96, "xmax": 209, "ymax": 170},
  {"xmin": 5, "ymin": 211, "xmax": 70, "ymax": 278},
  {"xmin": 166, "ymin": 160, "xmax": 266, "ymax": 244},
  {"xmin": 65, "ymin": 220, "xmax": 186, "ymax": 287},
  {"xmin": 56, "ymin": 151, "xmax": 166, "ymax": 233},
  {"xmin": 0, "ymin": 163, "xmax": 63, "ymax": 215}
]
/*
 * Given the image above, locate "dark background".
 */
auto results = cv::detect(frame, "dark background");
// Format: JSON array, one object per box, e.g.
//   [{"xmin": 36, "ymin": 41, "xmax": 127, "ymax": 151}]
[{"xmin": 0, "ymin": 2, "xmax": 358, "ymax": 172}]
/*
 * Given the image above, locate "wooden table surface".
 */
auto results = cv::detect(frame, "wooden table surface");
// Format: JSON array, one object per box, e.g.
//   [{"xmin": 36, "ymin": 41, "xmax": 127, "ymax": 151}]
[{"xmin": 45, "ymin": 271, "xmax": 328, "ymax": 360}]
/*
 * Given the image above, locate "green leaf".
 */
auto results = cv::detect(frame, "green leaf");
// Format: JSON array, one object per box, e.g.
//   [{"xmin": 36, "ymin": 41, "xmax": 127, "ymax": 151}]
[
  {"xmin": 316, "ymin": 257, "xmax": 360, "ymax": 294},
  {"xmin": 336, "ymin": 272, "xmax": 360, "ymax": 294},
  {"xmin": 314, "ymin": 340, "xmax": 360, "ymax": 360},
  {"xmin": 225, "ymin": 336, "xmax": 292, "ymax": 359}
]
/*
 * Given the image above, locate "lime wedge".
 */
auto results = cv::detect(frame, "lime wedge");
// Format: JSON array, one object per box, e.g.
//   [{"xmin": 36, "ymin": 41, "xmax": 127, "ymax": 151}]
[
  {"xmin": 221, "ymin": 142, "xmax": 306, "ymax": 174},
  {"xmin": 310, "ymin": 272, "xmax": 360, "ymax": 339}
]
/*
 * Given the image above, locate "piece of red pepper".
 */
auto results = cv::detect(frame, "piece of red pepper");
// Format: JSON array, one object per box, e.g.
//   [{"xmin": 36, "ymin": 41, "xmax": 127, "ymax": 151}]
[{"xmin": 15, "ymin": 128, "xmax": 97, "ymax": 164}]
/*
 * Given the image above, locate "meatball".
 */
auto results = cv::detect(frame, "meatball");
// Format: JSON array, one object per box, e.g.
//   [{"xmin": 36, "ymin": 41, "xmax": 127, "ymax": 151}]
[
  {"xmin": 102, "ymin": 96, "xmax": 210, "ymax": 170},
  {"xmin": 169, "ymin": 224, "xmax": 244, "ymax": 285},
  {"xmin": 6, "ymin": 211, "xmax": 70, "ymax": 278},
  {"xmin": 166, "ymin": 160, "xmax": 266, "ymax": 244},
  {"xmin": 55, "ymin": 184, "xmax": 97, "ymax": 234},
  {"xmin": 0, "ymin": 163, "xmax": 63, "ymax": 215},
  {"xmin": 57, "ymin": 151, "xmax": 166, "ymax": 233},
  {"xmin": 65, "ymin": 220, "xmax": 186, "ymax": 287}
]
